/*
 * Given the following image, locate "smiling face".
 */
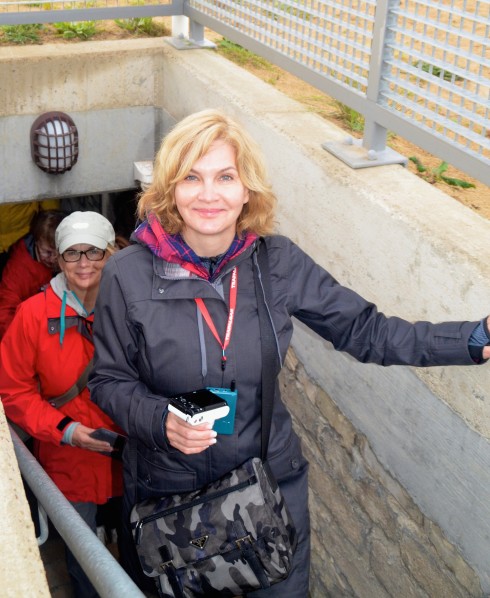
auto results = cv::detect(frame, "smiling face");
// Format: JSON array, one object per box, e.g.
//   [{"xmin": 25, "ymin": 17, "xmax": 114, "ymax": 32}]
[
  {"xmin": 58, "ymin": 243, "xmax": 109, "ymax": 296},
  {"xmin": 174, "ymin": 140, "xmax": 249, "ymax": 256}
]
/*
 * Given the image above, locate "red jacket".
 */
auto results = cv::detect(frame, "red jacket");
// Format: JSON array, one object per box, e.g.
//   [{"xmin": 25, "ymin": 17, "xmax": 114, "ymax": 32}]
[
  {"xmin": 0, "ymin": 286, "xmax": 123, "ymax": 503},
  {"xmin": 0, "ymin": 237, "xmax": 53, "ymax": 340}
]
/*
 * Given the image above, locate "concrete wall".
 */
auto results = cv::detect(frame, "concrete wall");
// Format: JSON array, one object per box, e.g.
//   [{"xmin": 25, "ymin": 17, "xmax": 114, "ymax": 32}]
[
  {"xmin": 0, "ymin": 404, "xmax": 50, "ymax": 597},
  {"xmin": 1, "ymin": 39, "xmax": 490, "ymax": 595},
  {"xmin": 0, "ymin": 42, "xmax": 168, "ymax": 201}
]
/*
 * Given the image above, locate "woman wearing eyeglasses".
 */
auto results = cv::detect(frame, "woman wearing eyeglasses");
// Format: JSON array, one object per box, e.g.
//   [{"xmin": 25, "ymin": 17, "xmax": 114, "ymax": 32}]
[
  {"xmin": 0, "ymin": 209, "xmax": 64, "ymax": 340},
  {"xmin": 0, "ymin": 211, "xmax": 124, "ymax": 598}
]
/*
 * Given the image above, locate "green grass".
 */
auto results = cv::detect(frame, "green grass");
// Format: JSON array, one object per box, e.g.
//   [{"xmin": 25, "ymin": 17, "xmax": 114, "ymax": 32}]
[
  {"xmin": 0, "ymin": 24, "xmax": 43, "ymax": 44},
  {"xmin": 415, "ymin": 61, "xmax": 464, "ymax": 82},
  {"xmin": 217, "ymin": 39, "xmax": 273, "ymax": 70},
  {"xmin": 114, "ymin": 17, "xmax": 165, "ymax": 36},
  {"xmin": 333, "ymin": 101, "xmax": 365, "ymax": 133}
]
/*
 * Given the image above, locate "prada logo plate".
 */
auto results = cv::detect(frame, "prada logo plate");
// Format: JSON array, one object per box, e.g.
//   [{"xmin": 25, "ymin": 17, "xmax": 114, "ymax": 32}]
[{"xmin": 190, "ymin": 535, "xmax": 209, "ymax": 549}]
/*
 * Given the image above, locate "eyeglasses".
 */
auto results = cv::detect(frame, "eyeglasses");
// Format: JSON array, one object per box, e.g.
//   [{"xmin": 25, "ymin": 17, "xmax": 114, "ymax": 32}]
[{"xmin": 61, "ymin": 248, "xmax": 106, "ymax": 262}]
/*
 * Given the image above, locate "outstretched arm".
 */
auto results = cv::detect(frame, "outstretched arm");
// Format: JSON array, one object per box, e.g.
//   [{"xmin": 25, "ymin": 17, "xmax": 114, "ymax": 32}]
[{"xmin": 268, "ymin": 237, "xmax": 481, "ymax": 367}]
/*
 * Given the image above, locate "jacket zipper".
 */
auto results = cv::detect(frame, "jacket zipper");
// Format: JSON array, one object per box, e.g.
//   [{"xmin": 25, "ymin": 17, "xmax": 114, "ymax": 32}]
[{"xmin": 134, "ymin": 475, "xmax": 257, "ymax": 544}]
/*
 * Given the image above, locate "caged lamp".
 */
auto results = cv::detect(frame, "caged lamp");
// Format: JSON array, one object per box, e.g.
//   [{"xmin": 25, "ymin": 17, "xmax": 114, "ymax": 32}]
[{"xmin": 30, "ymin": 111, "xmax": 79, "ymax": 174}]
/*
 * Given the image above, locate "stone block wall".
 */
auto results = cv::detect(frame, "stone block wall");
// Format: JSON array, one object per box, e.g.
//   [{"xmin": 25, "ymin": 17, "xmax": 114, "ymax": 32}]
[{"xmin": 280, "ymin": 348, "xmax": 483, "ymax": 597}]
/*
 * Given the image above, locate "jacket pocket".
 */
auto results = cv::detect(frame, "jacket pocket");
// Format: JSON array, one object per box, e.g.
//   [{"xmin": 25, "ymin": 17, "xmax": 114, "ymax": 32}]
[
  {"xmin": 137, "ymin": 446, "xmax": 197, "ymax": 495},
  {"xmin": 267, "ymin": 431, "xmax": 307, "ymax": 483}
]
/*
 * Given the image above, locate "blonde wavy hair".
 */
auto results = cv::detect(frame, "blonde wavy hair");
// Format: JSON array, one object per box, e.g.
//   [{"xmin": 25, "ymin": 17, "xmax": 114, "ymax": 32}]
[{"xmin": 137, "ymin": 109, "xmax": 277, "ymax": 236}]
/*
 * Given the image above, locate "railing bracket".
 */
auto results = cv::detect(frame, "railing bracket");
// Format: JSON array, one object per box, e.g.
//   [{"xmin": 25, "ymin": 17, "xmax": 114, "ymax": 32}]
[
  {"xmin": 322, "ymin": 137, "xmax": 408, "ymax": 169},
  {"xmin": 167, "ymin": 34, "xmax": 216, "ymax": 51}
]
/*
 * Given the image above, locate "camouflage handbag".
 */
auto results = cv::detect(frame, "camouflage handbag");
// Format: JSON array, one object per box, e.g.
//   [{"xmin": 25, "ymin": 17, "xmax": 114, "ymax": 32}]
[{"xmin": 130, "ymin": 456, "xmax": 297, "ymax": 596}]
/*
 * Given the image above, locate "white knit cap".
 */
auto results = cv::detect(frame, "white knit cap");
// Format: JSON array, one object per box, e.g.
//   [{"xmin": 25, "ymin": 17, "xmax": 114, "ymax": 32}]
[{"xmin": 55, "ymin": 211, "xmax": 115, "ymax": 254}]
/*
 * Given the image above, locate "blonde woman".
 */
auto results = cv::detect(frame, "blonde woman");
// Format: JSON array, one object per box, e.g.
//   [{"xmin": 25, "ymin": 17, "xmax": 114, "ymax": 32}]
[{"xmin": 90, "ymin": 110, "xmax": 490, "ymax": 597}]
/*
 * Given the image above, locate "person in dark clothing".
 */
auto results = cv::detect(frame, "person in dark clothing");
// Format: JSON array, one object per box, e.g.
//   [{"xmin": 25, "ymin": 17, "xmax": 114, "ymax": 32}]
[{"xmin": 88, "ymin": 109, "xmax": 490, "ymax": 597}]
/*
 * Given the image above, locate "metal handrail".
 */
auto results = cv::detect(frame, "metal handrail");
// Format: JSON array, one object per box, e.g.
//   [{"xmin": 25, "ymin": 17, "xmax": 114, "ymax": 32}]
[{"xmin": 9, "ymin": 425, "xmax": 145, "ymax": 598}]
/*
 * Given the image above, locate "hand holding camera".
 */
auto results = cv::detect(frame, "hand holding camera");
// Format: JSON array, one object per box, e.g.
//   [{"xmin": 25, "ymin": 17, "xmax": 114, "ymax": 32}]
[
  {"xmin": 168, "ymin": 389, "xmax": 230, "ymax": 425},
  {"xmin": 166, "ymin": 389, "xmax": 233, "ymax": 455}
]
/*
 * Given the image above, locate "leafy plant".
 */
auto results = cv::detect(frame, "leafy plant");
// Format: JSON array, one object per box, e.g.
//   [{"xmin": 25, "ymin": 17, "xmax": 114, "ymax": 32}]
[
  {"xmin": 114, "ymin": 17, "xmax": 162, "ymax": 36},
  {"xmin": 54, "ymin": 21, "xmax": 97, "ymax": 40},
  {"xmin": 409, "ymin": 157, "xmax": 475, "ymax": 188},
  {"xmin": 0, "ymin": 24, "xmax": 43, "ymax": 44}
]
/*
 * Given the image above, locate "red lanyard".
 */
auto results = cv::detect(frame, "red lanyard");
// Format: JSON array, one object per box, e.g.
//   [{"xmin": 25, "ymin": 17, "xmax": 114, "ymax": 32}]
[{"xmin": 195, "ymin": 267, "xmax": 238, "ymax": 371}]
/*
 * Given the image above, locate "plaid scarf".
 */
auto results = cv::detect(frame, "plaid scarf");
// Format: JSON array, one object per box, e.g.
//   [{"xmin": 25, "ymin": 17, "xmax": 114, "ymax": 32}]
[{"xmin": 133, "ymin": 213, "xmax": 258, "ymax": 281}]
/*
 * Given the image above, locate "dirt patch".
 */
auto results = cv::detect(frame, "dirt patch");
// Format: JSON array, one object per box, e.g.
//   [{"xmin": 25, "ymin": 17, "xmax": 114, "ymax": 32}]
[{"xmin": 1, "ymin": 19, "xmax": 488, "ymax": 219}]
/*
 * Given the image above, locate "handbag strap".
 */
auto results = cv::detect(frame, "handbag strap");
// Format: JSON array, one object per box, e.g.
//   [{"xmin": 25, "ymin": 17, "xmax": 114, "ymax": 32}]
[
  {"xmin": 47, "ymin": 357, "xmax": 94, "ymax": 409},
  {"xmin": 253, "ymin": 238, "xmax": 280, "ymax": 461}
]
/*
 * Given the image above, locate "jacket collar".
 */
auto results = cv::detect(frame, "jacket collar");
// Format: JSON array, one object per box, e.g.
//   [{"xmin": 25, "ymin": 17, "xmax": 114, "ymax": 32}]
[
  {"xmin": 133, "ymin": 214, "xmax": 258, "ymax": 281},
  {"xmin": 49, "ymin": 272, "xmax": 93, "ymax": 345},
  {"xmin": 50, "ymin": 272, "xmax": 89, "ymax": 318},
  {"xmin": 153, "ymin": 238, "xmax": 260, "ymax": 282}
]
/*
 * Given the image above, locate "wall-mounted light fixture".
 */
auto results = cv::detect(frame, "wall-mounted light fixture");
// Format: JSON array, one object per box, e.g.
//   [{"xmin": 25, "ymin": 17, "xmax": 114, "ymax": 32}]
[{"xmin": 30, "ymin": 111, "xmax": 79, "ymax": 174}]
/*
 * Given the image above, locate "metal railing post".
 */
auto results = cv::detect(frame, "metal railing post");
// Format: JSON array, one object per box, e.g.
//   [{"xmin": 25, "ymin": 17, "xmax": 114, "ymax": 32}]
[
  {"xmin": 362, "ymin": 0, "xmax": 394, "ymax": 153},
  {"xmin": 322, "ymin": 0, "xmax": 407, "ymax": 169},
  {"xmin": 168, "ymin": 3, "xmax": 215, "ymax": 50},
  {"xmin": 172, "ymin": 14, "xmax": 189, "ymax": 38}
]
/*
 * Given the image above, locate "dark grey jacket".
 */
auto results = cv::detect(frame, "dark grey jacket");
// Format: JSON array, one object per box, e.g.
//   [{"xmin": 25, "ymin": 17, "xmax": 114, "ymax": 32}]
[{"xmin": 89, "ymin": 235, "xmax": 477, "ymax": 503}]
